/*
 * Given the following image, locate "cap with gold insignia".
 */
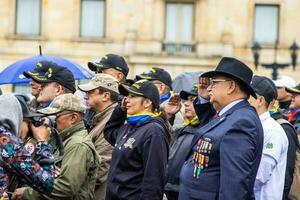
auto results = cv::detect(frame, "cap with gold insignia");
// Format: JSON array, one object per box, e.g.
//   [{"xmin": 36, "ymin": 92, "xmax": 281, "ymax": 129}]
[
  {"xmin": 119, "ymin": 79, "xmax": 160, "ymax": 109},
  {"xmin": 78, "ymin": 73, "xmax": 119, "ymax": 94},
  {"xmin": 135, "ymin": 67, "xmax": 173, "ymax": 89},
  {"xmin": 88, "ymin": 54, "xmax": 129, "ymax": 77},
  {"xmin": 23, "ymin": 61, "xmax": 76, "ymax": 93},
  {"xmin": 38, "ymin": 94, "xmax": 85, "ymax": 115}
]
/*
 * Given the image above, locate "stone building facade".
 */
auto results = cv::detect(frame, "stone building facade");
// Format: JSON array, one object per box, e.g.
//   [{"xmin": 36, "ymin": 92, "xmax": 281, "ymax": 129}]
[{"xmin": 0, "ymin": 0, "xmax": 299, "ymax": 92}]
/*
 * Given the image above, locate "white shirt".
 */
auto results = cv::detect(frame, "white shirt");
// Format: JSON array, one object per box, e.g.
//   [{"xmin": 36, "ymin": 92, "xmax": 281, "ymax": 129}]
[
  {"xmin": 254, "ymin": 111, "xmax": 289, "ymax": 200},
  {"xmin": 219, "ymin": 99, "xmax": 244, "ymax": 116}
]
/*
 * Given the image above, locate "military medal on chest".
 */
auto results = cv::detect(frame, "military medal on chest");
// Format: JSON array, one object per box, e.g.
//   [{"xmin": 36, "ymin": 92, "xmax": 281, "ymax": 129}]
[{"xmin": 192, "ymin": 137, "xmax": 212, "ymax": 178}]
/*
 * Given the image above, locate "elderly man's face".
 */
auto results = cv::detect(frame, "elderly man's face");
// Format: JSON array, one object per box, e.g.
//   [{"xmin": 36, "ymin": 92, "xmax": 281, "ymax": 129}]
[
  {"xmin": 207, "ymin": 75, "xmax": 232, "ymax": 112},
  {"xmin": 55, "ymin": 111, "xmax": 74, "ymax": 132}
]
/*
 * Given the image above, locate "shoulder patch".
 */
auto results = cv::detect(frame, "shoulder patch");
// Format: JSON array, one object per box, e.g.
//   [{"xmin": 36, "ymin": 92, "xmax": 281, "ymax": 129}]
[{"xmin": 266, "ymin": 143, "xmax": 273, "ymax": 149}]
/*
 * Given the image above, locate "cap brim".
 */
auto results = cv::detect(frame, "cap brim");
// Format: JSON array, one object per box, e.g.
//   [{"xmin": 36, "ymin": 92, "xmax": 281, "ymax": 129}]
[
  {"xmin": 88, "ymin": 62, "xmax": 110, "ymax": 72},
  {"xmin": 119, "ymin": 84, "xmax": 144, "ymax": 97},
  {"xmin": 180, "ymin": 90, "xmax": 197, "ymax": 100},
  {"xmin": 201, "ymin": 70, "xmax": 257, "ymax": 99},
  {"xmin": 78, "ymin": 82, "xmax": 98, "ymax": 92},
  {"xmin": 286, "ymin": 87, "xmax": 300, "ymax": 94},
  {"xmin": 37, "ymin": 107, "xmax": 61, "ymax": 115},
  {"xmin": 135, "ymin": 74, "xmax": 156, "ymax": 81}
]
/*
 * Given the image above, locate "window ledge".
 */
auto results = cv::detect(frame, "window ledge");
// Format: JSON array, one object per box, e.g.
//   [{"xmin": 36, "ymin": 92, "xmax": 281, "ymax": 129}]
[
  {"xmin": 5, "ymin": 34, "xmax": 47, "ymax": 41},
  {"xmin": 72, "ymin": 37, "xmax": 112, "ymax": 43},
  {"xmin": 162, "ymin": 41, "xmax": 197, "ymax": 54}
]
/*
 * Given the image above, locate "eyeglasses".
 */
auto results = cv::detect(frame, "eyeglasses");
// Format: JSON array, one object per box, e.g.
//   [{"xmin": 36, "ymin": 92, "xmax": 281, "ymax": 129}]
[
  {"xmin": 55, "ymin": 111, "xmax": 73, "ymax": 120},
  {"xmin": 208, "ymin": 78, "xmax": 231, "ymax": 86}
]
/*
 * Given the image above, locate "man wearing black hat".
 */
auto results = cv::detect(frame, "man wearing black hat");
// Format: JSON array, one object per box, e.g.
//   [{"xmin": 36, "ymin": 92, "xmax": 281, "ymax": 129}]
[
  {"xmin": 26, "ymin": 61, "xmax": 76, "ymax": 108},
  {"xmin": 249, "ymin": 75, "xmax": 288, "ymax": 200},
  {"xmin": 136, "ymin": 67, "xmax": 184, "ymax": 128},
  {"xmin": 23, "ymin": 62, "xmax": 49, "ymax": 111},
  {"xmin": 179, "ymin": 57, "xmax": 263, "ymax": 200},
  {"xmin": 88, "ymin": 53, "xmax": 129, "ymax": 84}
]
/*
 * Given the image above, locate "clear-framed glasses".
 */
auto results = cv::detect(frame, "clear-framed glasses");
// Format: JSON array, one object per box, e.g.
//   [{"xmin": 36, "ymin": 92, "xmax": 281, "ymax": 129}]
[{"xmin": 208, "ymin": 78, "xmax": 231, "ymax": 86}]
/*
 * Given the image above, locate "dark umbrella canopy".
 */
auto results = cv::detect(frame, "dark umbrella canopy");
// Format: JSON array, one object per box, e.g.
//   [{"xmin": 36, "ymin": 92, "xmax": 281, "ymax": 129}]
[{"xmin": 0, "ymin": 55, "xmax": 93, "ymax": 85}]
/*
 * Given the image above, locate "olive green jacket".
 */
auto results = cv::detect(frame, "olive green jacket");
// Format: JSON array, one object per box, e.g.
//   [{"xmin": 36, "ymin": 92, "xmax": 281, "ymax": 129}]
[{"xmin": 23, "ymin": 121, "xmax": 100, "ymax": 200}]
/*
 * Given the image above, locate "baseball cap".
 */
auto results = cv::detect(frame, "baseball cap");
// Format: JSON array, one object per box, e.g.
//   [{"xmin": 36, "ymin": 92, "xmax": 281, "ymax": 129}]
[
  {"xmin": 251, "ymin": 75, "xmax": 278, "ymax": 103},
  {"xmin": 27, "ymin": 61, "xmax": 76, "ymax": 93},
  {"xmin": 38, "ymin": 94, "xmax": 85, "ymax": 115},
  {"xmin": 119, "ymin": 79, "xmax": 160, "ymax": 109},
  {"xmin": 23, "ymin": 62, "xmax": 51, "ymax": 81},
  {"xmin": 88, "ymin": 54, "xmax": 129, "ymax": 77},
  {"xmin": 180, "ymin": 84, "xmax": 198, "ymax": 100},
  {"xmin": 78, "ymin": 73, "xmax": 119, "ymax": 93},
  {"xmin": 135, "ymin": 67, "xmax": 173, "ymax": 89},
  {"xmin": 286, "ymin": 84, "xmax": 300, "ymax": 94},
  {"xmin": 273, "ymin": 75, "xmax": 296, "ymax": 88}
]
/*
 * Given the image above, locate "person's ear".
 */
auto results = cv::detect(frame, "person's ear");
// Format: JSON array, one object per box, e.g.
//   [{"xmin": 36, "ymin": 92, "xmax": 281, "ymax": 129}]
[
  {"xmin": 70, "ymin": 113, "xmax": 79, "ymax": 124},
  {"xmin": 143, "ymin": 99, "xmax": 152, "ymax": 110},
  {"xmin": 56, "ymin": 84, "xmax": 64, "ymax": 95},
  {"xmin": 227, "ymin": 80, "xmax": 236, "ymax": 95},
  {"xmin": 102, "ymin": 92, "xmax": 111, "ymax": 102},
  {"xmin": 116, "ymin": 72, "xmax": 124, "ymax": 82}
]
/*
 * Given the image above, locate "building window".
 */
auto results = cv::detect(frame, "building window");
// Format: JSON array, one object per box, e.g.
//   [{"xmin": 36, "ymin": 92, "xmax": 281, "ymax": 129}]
[
  {"xmin": 253, "ymin": 4, "xmax": 279, "ymax": 44},
  {"xmin": 164, "ymin": 2, "xmax": 195, "ymax": 53},
  {"xmin": 80, "ymin": 0, "xmax": 105, "ymax": 37},
  {"xmin": 13, "ymin": 84, "xmax": 31, "ymax": 95},
  {"xmin": 15, "ymin": 0, "xmax": 41, "ymax": 35}
]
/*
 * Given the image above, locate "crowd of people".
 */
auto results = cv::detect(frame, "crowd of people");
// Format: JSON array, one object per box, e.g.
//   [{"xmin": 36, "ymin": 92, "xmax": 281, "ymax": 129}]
[{"xmin": 0, "ymin": 53, "xmax": 299, "ymax": 200}]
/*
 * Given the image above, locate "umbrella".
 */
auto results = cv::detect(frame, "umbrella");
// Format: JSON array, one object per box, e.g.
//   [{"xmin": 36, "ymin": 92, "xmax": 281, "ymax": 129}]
[
  {"xmin": 0, "ymin": 54, "xmax": 93, "ymax": 85},
  {"xmin": 172, "ymin": 71, "xmax": 203, "ymax": 93}
]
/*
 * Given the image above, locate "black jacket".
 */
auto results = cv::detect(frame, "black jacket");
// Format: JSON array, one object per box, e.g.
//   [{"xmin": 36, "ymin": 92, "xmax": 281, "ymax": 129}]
[
  {"xmin": 104, "ymin": 105, "xmax": 169, "ymax": 200},
  {"xmin": 165, "ymin": 124, "xmax": 200, "ymax": 193},
  {"xmin": 271, "ymin": 112, "xmax": 299, "ymax": 200}
]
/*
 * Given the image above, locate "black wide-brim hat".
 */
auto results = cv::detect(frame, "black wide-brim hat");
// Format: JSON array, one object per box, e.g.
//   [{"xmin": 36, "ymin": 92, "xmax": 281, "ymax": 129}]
[{"xmin": 201, "ymin": 57, "xmax": 257, "ymax": 98}]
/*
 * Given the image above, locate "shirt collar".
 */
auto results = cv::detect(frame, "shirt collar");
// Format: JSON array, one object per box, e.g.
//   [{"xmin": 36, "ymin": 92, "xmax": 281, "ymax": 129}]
[
  {"xmin": 259, "ymin": 111, "xmax": 271, "ymax": 122},
  {"xmin": 219, "ymin": 99, "xmax": 245, "ymax": 116}
]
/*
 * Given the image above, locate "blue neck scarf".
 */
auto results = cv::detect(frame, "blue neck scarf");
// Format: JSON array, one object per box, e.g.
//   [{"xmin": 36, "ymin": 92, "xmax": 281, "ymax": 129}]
[
  {"xmin": 42, "ymin": 100, "xmax": 52, "ymax": 108},
  {"xmin": 127, "ymin": 112, "xmax": 161, "ymax": 126},
  {"xmin": 160, "ymin": 92, "xmax": 172, "ymax": 104}
]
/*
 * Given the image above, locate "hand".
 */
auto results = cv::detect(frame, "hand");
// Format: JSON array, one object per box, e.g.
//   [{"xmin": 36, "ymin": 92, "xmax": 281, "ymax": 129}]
[
  {"xmin": 198, "ymin": 76, "xmax": 210, "ymax": 100},
  {"xmin": 55, "ymin": 165, "xmax": 61, "ymax": 178},
  {"xmin": 12, "ymin": 188, "xmax": 25, "ymax": 200},
  {"xmin": 3, "ymin": 192, "xmax": 9, "ymax": 200},
  {"xmin": 30, "ymin": 117, "xmax": 51, "ymax": 142},
  {"xmin": 164, "ymin": 93, "xmax": 181, "ymax": 116},
  {"xmin": 120, "ymin": 97, "xmax": 127, "ymax": 112}
]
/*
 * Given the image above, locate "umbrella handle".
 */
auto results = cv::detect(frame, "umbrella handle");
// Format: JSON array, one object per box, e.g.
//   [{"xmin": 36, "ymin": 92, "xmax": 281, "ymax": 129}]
[{"xmin": 39, "ymin": 45, "xmax": 42, "ymax": 56}]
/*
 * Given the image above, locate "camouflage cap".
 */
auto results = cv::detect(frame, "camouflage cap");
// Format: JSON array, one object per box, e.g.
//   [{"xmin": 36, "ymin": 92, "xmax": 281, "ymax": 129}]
[
  {"xmin": 38, "ymin": 94, "xmax": 85, "ymax": 115},
  {"xmin": 78, "ymin": 73, "xmax": 119, "ymax": 93}
]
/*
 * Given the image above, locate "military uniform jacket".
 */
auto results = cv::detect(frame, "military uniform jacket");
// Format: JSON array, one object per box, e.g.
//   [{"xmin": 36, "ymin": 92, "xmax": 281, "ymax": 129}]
[
  {"xmin": 23, "ymin": 121, "xmax": 100, "ymax": 200},
  {"xmin": 179, "ymin": 100, "xmax": 264, "ymax": 200}
]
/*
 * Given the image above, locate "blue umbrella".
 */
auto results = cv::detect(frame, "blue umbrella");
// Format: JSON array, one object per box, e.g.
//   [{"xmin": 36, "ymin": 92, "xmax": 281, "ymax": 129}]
[{"xmin": 0, "ymin": 55, "xmax": 93, "ymax": 85}]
